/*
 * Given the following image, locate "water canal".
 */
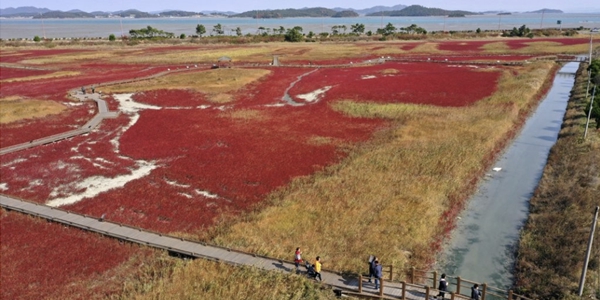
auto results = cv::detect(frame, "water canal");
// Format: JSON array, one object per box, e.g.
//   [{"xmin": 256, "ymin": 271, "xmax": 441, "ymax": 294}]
[{"xmin": 437, "ymin": 62, "xmax": 580, "ymax": 295}]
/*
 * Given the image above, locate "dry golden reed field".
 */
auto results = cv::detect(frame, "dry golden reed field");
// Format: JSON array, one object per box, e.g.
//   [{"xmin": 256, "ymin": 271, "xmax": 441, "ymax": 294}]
[{"xmin": 0, "ymin": 37, "xmax": 594, "ymax": 299}]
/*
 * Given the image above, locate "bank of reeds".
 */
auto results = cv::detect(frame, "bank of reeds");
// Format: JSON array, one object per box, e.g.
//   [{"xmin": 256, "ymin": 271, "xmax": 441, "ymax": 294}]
[
  {"xmin": 514, "ymin": 63, "xmax": 600, "ymax": 299},
  {"xmin": 116, "ymin": 255, "xmax": 337, "ymax": 300},
  {"xmin": 194, "ymin": 61, "xmax": 557, "ymax": 280}
]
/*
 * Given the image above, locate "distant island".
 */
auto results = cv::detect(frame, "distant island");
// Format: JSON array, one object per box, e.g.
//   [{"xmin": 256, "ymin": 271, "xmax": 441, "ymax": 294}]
[
  {"xmin": 0, "ymin": 5, "xmax": 567, "ymax": 19},
  {"xmin": 526, "ymin": 9, "xmax": 563, "ymax": 13},
  {"xmin": 332, "ymin": 10, "xmax": 359, "ymax": 18},
  {"xmin": 498, "ymin": 12, "xmax": 512, "ymax": 15},
  {"xmin": 231, "ymin": 7, "xmax": 337, "ymax": 18},
  {"xmin": 366, "ymin": 5, "xmax": 479, "ymax": 17}
]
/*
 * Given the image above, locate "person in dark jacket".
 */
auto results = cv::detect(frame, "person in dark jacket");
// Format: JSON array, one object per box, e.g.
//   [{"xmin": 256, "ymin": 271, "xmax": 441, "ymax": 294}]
[
  {"xmin": 368, "ymin": 255, "xmax": 377, "ymax": 283},
  {"xmin": 373, "ymin": 260, "xmax": 383, "ymax": 290},
  {"xmin": 435, "ymin": 273, "xmax": 448, "ymax": 299},
  {"xmin": 471, "ymin": 284, "xmax": 481, "ymax": 300}
]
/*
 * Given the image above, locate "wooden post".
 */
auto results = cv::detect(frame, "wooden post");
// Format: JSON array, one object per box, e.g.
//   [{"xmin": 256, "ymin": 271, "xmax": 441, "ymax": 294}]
[
  {"xmin": 425, "ymin": 286, "xmax": 430, "ymax": 299},
  {"xmin": 389, "ymin": 265, "xmax": 393, "ymax": 280},
  {"xmin": 450, "ymin": 291, "xmax": 455, "ymax": 300},
  {"xmin": 379, "ymin": 279, "xmax": 384, "ymax": 297},
  {"xmin": 482, "ymin": 283, "xmax": 487, "ymax": 300},
  {"xmin": 433, "ymin": 271, "xmax": 438, "ymax": 288},
  {"xmin": 401, "ymin": 281, "xmax": 406, "ymax": 299},
  {"xmin": 411, "ymin": 267, "xmax": 415, "ymax": 284},
  {"xmin": 359, "ymin": 275, "xmax": 363, "ymax": 293},
  {"xmin": 508, "ymin": 289, "xmax": 513, "ymax": 300},
  {"xmin": 456, "ymin": 276, "xmax": 461, "ymax": 295}
]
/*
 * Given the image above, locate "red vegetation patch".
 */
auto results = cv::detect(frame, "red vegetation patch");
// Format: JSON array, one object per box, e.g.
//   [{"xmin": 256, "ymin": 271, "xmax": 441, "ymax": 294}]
[
  {"xmin": 0, "ymin": 101, "xmax": 96, "ymax": 147},
  {"xmin": 132, "ymin": 89, "xmax": 212, "ymax": 107},
  {"xmin": 0, "ymin": 49, "xmax": 90, "ymax": 63},
  {"xmin": 289, "ymin": 62, "xmax": 500, "ymax": 107},
  {"xmin": 405, "ymin": 55, "xmax": 536, "ymax": 61},
  {"xmin": 437, "ymin": 41, "xmax": 494, "ymax": 51},
  {"xmin": 0, "ymin": 64, "xmax": 160, "ymax": 100},
  {"xmin": 0, "ymin": 210, "xmax": 151, "ymax": 299},
  {"xmin": 505, "ymin": 37, "xmax": 589, "ymax": 49},
  {"xmin": 0, "ymin": 67, "xmax": 52, "ymax": 80},
  {"xmin": 60, "ymin": 102, "xmax": 385, "ymax": 233}
]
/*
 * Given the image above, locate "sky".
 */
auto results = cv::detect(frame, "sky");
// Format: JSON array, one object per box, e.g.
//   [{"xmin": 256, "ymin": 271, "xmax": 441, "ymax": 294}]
[{"xmin": 0, "ymin": 0, "xmax": 598, "ymax": 13}]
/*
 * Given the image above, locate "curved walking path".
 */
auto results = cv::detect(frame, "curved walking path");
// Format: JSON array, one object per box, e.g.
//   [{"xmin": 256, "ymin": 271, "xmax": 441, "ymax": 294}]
[
  {"xmin": 0, "ymin": 194, "xmax": 454, "ymax": 300},
  {"xmin": 0, "ymin": 92, "xmax": 118, "ymax": 156}
]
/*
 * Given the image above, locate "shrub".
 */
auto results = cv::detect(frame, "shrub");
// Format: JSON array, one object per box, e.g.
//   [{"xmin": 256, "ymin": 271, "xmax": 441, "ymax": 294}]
[
  {"xmin": 180, "ymin": 33, "xmax": 186, "ymax": 39},
  {"xmin": 33, "ymin": 35, "xmax": 41, "ymax": 42},
  {"xmin": 109, "ymin": 34, "xmax": 116, "ymax": 41}
]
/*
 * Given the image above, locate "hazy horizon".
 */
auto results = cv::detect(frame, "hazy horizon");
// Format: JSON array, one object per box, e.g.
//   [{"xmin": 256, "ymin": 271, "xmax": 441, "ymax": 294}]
[{"xmin": 1, "ymin": 0, "xmax": 599, "ymax": 14}]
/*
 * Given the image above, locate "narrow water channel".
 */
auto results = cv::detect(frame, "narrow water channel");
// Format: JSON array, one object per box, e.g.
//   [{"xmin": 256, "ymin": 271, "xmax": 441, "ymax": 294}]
[{"xmin": 437, "ymin": 62, "xmax": 580, "ymax": 294}]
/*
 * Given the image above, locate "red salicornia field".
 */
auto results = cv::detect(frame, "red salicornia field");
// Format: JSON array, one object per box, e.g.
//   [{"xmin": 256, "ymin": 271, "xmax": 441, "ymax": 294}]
[{"xmin": 0, "ymin": 37, "xmax": 591, "ymax": 298}]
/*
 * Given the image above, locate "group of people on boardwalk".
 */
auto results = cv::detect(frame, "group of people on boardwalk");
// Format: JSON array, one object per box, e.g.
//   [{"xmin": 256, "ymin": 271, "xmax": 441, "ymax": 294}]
[
  {"xmin": 81, "ymin": 85, "xmax": 95, "ymax": 95},
  {"xmin": 435, "ymin": 272, "xmax": 482, "ymax": 300},
  {"xmin": 294, "ymin": 248, "xmax": 483, "ymax": 300},
  {"xmin": 293, "ymin": 247, "xmax": 322, "ymax": 281}
]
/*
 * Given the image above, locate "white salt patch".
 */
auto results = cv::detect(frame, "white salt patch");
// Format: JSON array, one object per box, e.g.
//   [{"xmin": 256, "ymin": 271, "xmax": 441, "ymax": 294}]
[
  {"xmin": 197, "ymin": 105, "xmax": 211, "ymax": 109},
  {"xmin": 114, "ymin": 93, "xmax": 161, "ymax": 113},
  {"xmin": 179, "ymin": 192, "xmax": 193, "ymax": 199},
  {"xmin": 63, "ymin": 102, "xmax": 86, "ymax": 107},
  {"xmin": 195, "ymin": 189, "xmax": 219, "ymax": 199},
  {"xmin": 28, "ymin": 179, "xmax": 43, "ymax": 187},
  {"xmin": 46, "ymin": 160, "xmax": 158, "ymax": 207},
  {"xmin": 264, "ymin": 103, "xmax": 286, "ymax": 107},
  {"xmin": 1, "ymin": 158, "xmax": 27, "ymax": 167},
  {"xmin": 54, "ymin": 160, "xmax": 68, "ymax": 170},
  {"xmin": 165, "ymin": 178, "xmax": 191, "ymax": 188},
  {"xmin": 95, "ymin": 157, "xmax": 114, "ymax": 165},
  {"xmin": 361, "ymin": 75, "xmax": 376, "ymax": 79},
  {"xmin": 296, "ymin": 86, "xmax": 332, "ymax": 103},
  {"xmin": 0, "ymin": 183, "xmax": 8, "ymax": 191},
  {"xmin": 163, "ymin": 106, "xmax": 196, "ymax": 110}
]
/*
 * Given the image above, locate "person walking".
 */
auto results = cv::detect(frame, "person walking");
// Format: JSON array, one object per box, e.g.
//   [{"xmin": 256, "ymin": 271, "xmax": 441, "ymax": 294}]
[
  {"xmin": 294, "ymin": 247, "xmax": 303, "ymax": 274},
  {"xmin": 314, "ymin": 256, "xmax": 322, "ymax": 281},
  {"xmin": 471, "ymin": 284, "xmax": 482, "ymax": 300},
  {"xmin": 368, "ymin": 255, "xmax": 377, "ymax": 283},
  {"xmin": 91, "ymin": 85, "xmax": 95, "ymax": 94},
  {"xmin": 373, "ymin": 260, "xmax": 383, "ymax": 290},
  {"xmin": 81, "ymin": 86, "xmax": 85, "ymax": 95},
  {"xmin": 435, "ymin": 273, "xmax": 448, "ymax": 299}
]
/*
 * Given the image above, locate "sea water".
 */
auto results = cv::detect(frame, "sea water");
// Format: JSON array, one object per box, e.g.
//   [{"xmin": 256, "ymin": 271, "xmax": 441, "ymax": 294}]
[{"xmin": 1, "ymin": 13, "xmax": 599, "ymax": 39}]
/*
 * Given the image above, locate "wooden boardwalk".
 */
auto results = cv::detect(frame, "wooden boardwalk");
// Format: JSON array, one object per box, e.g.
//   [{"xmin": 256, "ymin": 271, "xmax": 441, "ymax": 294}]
[
  {"xmin": 0, "ymin": 194, "xmax": 450, "ymax": 299},
  {"xmin": 0, "ymin": 92, "xmax": 118, "ymax": 156}
]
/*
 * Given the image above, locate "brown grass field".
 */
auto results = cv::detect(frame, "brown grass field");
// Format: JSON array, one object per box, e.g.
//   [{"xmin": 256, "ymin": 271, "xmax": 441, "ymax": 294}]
[
  {"xmin": 0, "ymin": 36, "xmax": 596, "ymax": 299},
  {"xmin": 0, "ymin": 96, "xmax": 67, "ymax": 124},
  {"xmin": 101, "ymin": 68, "xmax": 271, "ymax": 103}
]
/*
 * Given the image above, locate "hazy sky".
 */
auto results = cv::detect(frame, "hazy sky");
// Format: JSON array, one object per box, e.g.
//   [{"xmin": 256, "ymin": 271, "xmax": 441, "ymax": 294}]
[{"xmin": 1, "ymin": 0, "xmax": 598, "ymax": 13}]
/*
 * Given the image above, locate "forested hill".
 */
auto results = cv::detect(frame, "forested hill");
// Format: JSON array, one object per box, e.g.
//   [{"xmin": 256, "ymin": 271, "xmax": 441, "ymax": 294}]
[
  {"xmin": 367, "ymin": 5, "xmax": 479, "ymax": 16},
  {"xmin": 231, "ymin": 7, "xmax": 337, "ymax": 18}
]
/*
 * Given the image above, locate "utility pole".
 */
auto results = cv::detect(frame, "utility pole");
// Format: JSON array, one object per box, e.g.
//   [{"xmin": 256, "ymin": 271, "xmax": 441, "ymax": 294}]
[
  {"xmin": 586, "ymin": 30, "xmax": 595, "ymax": 99},
  {"xmin": 540, "ymin": 10, "xmax": 545, "ymax": 29},
  {"xmin": 41, "ymin": 15, "xmax": 46, "ymax": 39},
  {"xmin": 578, "ymin": 206, "xmax": 599, "ymax": 296},
  {"xmin": 498, "ymin": 14, "xmax": 502, "ymax": 31},
  {"xmin": 584, "ymin": 84, "xmax": 596, "ymax": 139}
]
